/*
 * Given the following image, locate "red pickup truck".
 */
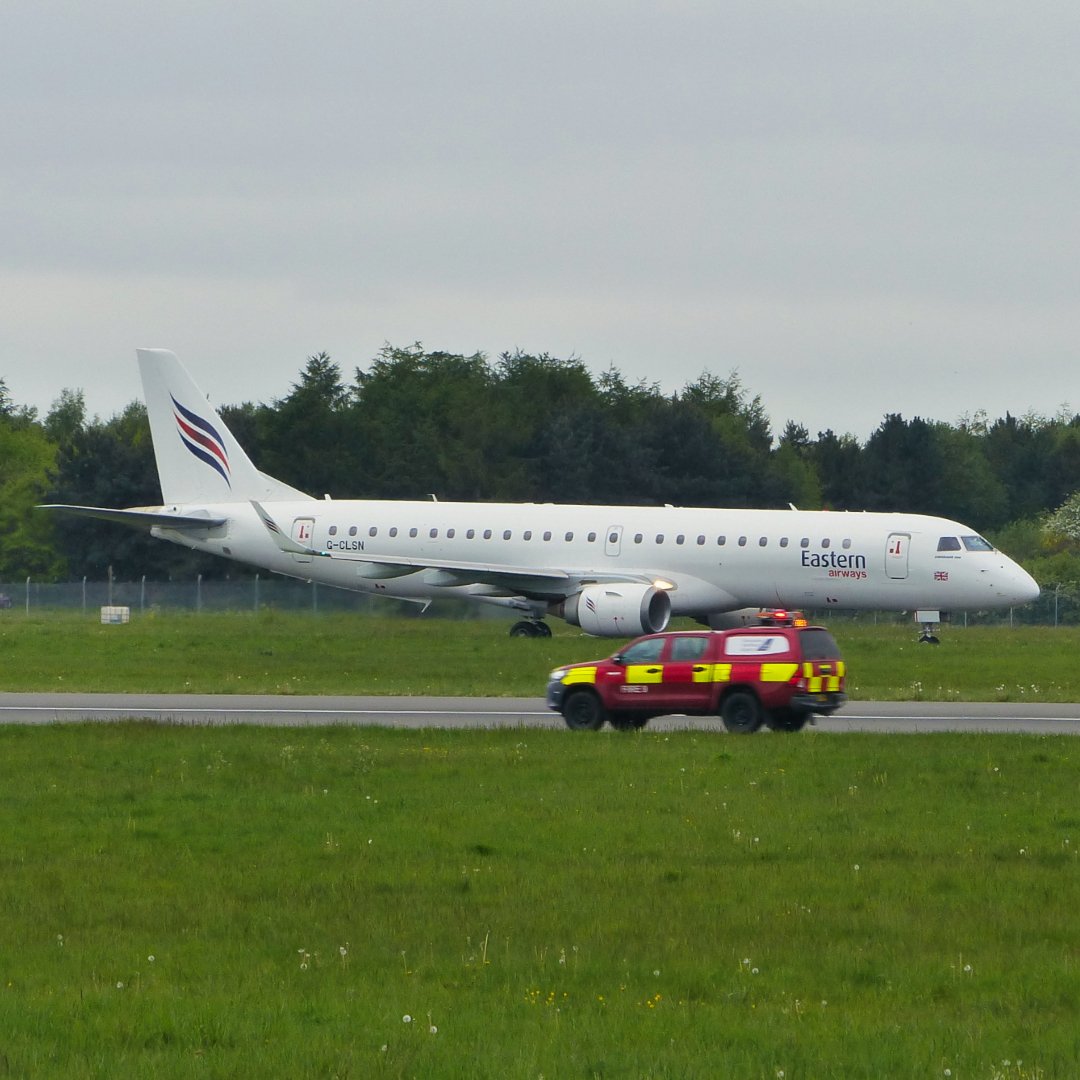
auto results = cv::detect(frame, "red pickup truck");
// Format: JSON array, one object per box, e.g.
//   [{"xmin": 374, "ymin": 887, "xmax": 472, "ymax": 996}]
[{"xmin": 546, "ymin": 620, "xmax": 846, "ymax": 733}]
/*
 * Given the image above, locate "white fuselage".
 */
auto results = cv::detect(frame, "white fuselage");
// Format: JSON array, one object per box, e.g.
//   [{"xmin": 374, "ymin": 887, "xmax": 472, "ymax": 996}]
[{"xmin": 154, "ymin": 499, "xmax": 1040, "ymax": 618}]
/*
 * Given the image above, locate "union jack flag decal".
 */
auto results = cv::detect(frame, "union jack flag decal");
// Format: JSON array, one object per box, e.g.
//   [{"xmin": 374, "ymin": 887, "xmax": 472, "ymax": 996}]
[{"xmin": 172, "ymin": 395, "xmax": 231, "ymax": 487}]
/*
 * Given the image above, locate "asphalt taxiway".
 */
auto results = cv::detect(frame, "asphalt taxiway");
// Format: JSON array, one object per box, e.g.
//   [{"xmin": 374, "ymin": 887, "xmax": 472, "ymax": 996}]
[{"xmin": 1, "ymin": 693, "xmax": 1079, "ymax": 733}]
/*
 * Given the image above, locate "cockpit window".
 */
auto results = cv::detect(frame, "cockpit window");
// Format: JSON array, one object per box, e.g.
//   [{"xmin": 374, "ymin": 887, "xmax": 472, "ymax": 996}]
[
  {"xmin": 962, "ymin": 535, "xmax": 994, "ymax": 552},
  {"xmin": 937, "ymin": 537, "xmax": 962, "ymax": 552}
]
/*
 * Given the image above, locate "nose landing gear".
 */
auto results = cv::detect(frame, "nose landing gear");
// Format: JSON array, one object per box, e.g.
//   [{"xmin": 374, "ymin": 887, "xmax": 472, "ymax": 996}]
[{"xmin": 916, "ymin": 609, "xmax": 941, "ymax": 645}]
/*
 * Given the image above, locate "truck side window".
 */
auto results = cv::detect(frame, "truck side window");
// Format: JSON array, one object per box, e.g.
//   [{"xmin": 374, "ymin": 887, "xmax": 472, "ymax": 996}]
[
  {"xmin": 670, "ymin": 636, "xmax": 709, "ymax": 661},
  {"xmin": 621, "ymin": 638, "xmax": 665, "ymax": 663}
]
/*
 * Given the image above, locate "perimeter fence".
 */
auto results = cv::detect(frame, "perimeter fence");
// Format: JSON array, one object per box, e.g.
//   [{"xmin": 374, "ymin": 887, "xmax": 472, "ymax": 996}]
[{"xmin": 1, "ymin": 576, "xmax": 1078, "ymax": 627}]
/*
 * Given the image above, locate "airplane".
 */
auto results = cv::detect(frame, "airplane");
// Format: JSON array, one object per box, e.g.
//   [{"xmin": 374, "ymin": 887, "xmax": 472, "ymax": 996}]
[{"xmin": 40, "ymin": 349, "xmax": 1040, "ymax": 641}]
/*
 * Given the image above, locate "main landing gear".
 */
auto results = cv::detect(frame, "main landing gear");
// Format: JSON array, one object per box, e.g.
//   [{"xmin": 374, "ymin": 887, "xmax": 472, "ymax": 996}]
[{"xmin": 508, "ymin": 619, "xmax": 553, "ymax": 638}]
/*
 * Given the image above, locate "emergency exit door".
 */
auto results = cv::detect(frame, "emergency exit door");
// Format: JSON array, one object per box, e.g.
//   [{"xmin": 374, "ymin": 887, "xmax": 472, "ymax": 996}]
[
  {"xmin": 605, "ymin": 526, "xmax": 623, "ymax": 557},
  {"xmin": 291, "ymin": 517, "xmax": 315, "ymax": 563}
]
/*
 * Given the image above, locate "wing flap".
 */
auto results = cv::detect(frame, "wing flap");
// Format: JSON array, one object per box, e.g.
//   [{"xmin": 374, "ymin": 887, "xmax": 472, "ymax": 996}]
[{"xmin": 250, "ymin": 501, "xmax": 630, "ymax": 589}]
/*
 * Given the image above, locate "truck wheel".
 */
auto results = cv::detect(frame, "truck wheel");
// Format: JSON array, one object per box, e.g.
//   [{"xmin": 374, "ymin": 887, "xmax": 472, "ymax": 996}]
[
  {"xmin": 721, "ymin": 691, "xmax": 763, "ymax": 734},
  {"xmin": 764, "ymin": 708, "xmax": 809, "ymax": 732},
  {"xmin": 562, "ymin": 691, "xmax": 606, "ymax": 731}
]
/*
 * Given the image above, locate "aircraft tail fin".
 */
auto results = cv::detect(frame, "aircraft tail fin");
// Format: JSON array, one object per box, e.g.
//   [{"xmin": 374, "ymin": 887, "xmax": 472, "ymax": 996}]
[{"xmin": 136, "ymin": 349, "xmax": 313, "ymax": 505}]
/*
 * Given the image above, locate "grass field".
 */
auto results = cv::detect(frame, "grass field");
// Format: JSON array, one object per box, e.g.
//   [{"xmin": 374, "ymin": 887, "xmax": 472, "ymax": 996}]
[
  {"xmin": 1, "ymin": 612, "xmax": 1077, "ymax": 1078},
  {"xmin": 1, "ymin": 724, "xmax": 1077, "ymax": 1079},
  {"xmin": 1, "ymin": 610, "xmax": 1079, "ymax": 701}
]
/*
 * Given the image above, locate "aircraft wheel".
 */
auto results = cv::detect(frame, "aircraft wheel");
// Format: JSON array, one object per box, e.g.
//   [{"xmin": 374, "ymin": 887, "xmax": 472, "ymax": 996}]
[
  {"xmin": 764, "ymin": 708, "xmax": 809, "ymax": 732},
  {"xmin": 562, "ymin": 691, "xmax": 606, "ymax": 731},
  {"xmin": 720, "ymin": 691, "xmax": 763, "ymax": 734},
  {"xmin": 509, "ymin": 620, "xmax": 546, "ymax": 638}
]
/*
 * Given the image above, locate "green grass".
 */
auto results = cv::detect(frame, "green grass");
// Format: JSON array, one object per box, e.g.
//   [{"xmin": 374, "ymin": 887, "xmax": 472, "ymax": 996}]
[
  {"xmin": 0, "ymin": 725, "xmax": 1075, "ymax": 1078},
  {"xmin": 1, "ymin": 611, "xmax": 1079, "ymax": 701}
]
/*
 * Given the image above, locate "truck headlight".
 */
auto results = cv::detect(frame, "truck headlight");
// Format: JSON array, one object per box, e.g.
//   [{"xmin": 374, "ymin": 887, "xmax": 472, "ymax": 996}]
[{"xmin": 549, "ymin": 668, "xmax": 568, "ymax": 681}]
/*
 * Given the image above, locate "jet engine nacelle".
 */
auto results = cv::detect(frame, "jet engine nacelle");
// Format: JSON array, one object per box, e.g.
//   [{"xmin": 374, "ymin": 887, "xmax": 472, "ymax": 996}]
[{"xmin": 561, "ymin": 583, "xmax": 672, "ymax": 637}]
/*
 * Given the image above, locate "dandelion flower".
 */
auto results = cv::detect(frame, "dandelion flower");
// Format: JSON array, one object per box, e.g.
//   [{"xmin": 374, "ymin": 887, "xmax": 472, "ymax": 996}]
[{"xmin": 402, "ymin": 1014, "xmax": 412, "ymax": 1024}]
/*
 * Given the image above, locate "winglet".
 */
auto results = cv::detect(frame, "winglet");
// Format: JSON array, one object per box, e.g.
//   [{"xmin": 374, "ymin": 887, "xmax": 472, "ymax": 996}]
[{"xmin": 251, "ymin": 500, "xmax": 327, "ymax": 557}]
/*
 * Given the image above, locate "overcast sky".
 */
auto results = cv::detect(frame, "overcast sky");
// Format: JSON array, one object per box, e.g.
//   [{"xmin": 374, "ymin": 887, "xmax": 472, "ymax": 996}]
[{"xmin": 3, "ymin": 1, "xmax": 1079, "ymax": 442}]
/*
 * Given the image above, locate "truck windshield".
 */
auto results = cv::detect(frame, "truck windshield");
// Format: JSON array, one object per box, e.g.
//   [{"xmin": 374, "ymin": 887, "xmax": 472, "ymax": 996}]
[{"xmin": 798, "ymin": 628, "xmax": 842, "ymax": 661}]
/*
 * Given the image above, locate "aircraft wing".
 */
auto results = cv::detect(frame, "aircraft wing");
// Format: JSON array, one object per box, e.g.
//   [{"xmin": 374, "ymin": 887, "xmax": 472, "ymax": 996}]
[
  {"xmin": 37, "ymin": 504, "xmax": 228, "ymax": 529},
  {"xmin": 251, "ymin": 501, "xmax": 650, "ymax": 592}
]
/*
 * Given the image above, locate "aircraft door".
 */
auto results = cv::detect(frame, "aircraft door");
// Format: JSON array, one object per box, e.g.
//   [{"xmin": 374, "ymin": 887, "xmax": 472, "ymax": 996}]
[
  {"xmin": 886, "ymin": 533, "xmax": 910, "ymax": 579},
  {"xmin": 605, "ymin": 526, "xmax": 623, "ymax": 557},
  {"xmin": 291, "ymin": 517, "xmax": 315, "ymax": 563}
]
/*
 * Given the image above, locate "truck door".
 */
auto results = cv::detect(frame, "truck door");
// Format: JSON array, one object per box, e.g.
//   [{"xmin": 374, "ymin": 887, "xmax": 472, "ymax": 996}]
[{"xmin": 651, "ymin": 635, "xmax": 714, "ymax": 712}]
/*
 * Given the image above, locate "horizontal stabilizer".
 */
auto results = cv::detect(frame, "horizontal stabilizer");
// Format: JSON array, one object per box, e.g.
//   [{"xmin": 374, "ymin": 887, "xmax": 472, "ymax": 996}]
[{"xmin": 37, "ymin": 504, "xmax": 228, "ymax": 529}]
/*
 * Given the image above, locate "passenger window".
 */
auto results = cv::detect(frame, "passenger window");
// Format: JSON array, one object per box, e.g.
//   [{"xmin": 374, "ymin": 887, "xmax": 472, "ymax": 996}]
[
  {"xmin": 446, "ymin": 528, "xmax": 455, "ymax": 539},
  {"xmin": 822, "ymin": 538, "xmax": 831, "ymax": 549},
  {"xmin": 759, "ymin": 537, "xmax": 767, "ymax": 547},
  {"xmin": 676, "ymin": 534, "xmax": 685, "ymax": 545},
  {"xmin": 543, "ymin": 531, "xmax": 552, "ymax": 541},
  {"xmin": 524, "ymin": 530, "xmax": 533, "ymax": 540},
  {"xmin": 634, "ymin": 533, "xmax": 643, "ymax": 544},
  {"xmin": 349, "ymin": 526, "xmax": 358, "ymax": 536},
  {"xmin": 368, "ymin": 527, "xmax": 377, "ymax": 537},
  {"xmin": 409, "ymin": 527, "xmax": 418, "ymax": 538},
  {"xmin": 588, "ymin": 532, "xmax": 597, "ymax": 542},
  {"xmin": 483, "ymin": 529, "xmax": 492, "ymax": 540},
  {"xmin": 800, "ymin": 538, "xmax": 809, "ymax": 548},
  {"xmin": 655, "ymin": 534, "xmax": 664, "ymax": 544},
  {"xmin": 329, "ymin": 526, "xmax": 338, "ymax": 536},
  {"xmin": 565, "ymin": 532, "xmax": 574, "ymax": 542},
  {"xmin": 669, "ymin": 636, "xmax": 708, "ymax": 661},
  {"xmin": 503, "ymin": 530, "xmax": 512, "ymax": 540},
  {"xmin": 780, "ymin": 537, "xmax": 789, "ymax": 548},
  {"xmin": 937, "ymin": 536, "xmax": 962, "ymax": 551},
  {"xmin": 697, "ymin": 535, "xmax": 706, "ymax": 545},
  {"xmin": 466, "ymin": 528, "xmax": 475, "ymax": 539},
  {"xmin": 389, "ymin": 527, "xmax": 398, "ymax": 538},
  {"xmin": 738, "ymin": 536, "xmax": 747, "ymax": 547},
  {"xmin": 430, "ymin": 528, "xmax": 438, "ymax": 538},
  {"xmin": 717, "ymin": 536, "xmax": 726, "ymax": 546},
  {"xmin": 842, "ymin": 538, "xmax": 852, "ymax": 549}
]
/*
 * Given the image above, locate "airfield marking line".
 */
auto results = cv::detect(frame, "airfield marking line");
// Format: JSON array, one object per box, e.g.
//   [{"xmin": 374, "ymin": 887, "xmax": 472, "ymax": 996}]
[
  {"xmin": 840, "ymin": 712, "xmax": 1080, "ymax": 722},
  {"xmin": 0, "ymin": 706, "xmax": 545, "ymax": 717}
]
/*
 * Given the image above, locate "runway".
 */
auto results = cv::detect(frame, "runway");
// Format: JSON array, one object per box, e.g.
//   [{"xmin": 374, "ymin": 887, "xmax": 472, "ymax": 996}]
[{"xmin": 1, "ymin": 693, "xmax": 1079, "ymax": 733}]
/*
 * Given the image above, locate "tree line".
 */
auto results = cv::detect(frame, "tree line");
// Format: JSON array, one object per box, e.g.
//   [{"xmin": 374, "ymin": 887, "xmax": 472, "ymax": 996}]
[{"xmin": 2, "ymin": 343, "xmax": 1079, "ymax": 588}]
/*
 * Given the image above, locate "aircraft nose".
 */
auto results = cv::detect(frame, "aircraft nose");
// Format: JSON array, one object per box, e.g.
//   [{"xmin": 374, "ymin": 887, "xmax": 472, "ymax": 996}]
[{"xmin": 1008, "ymin": 562, "xmax": 1040, "ymax": 605}]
